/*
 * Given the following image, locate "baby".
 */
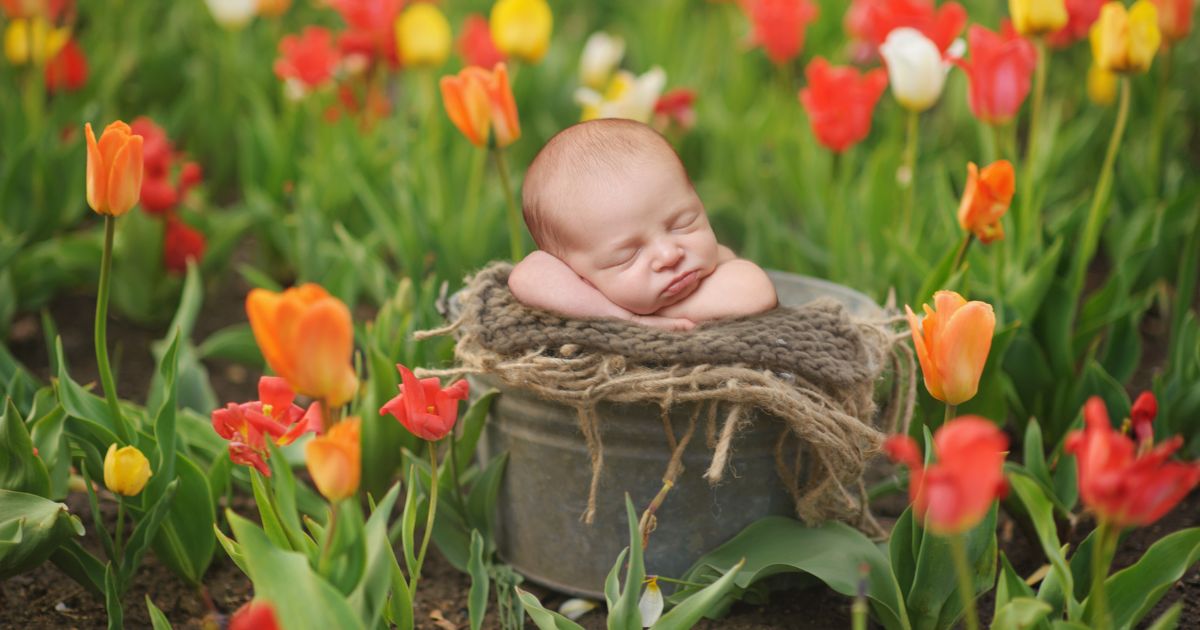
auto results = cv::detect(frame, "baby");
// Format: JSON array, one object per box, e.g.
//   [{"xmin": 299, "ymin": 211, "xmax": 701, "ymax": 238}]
[{"xmin": 509, "ymin": 119, "xmax": 777, "ymax": 330}]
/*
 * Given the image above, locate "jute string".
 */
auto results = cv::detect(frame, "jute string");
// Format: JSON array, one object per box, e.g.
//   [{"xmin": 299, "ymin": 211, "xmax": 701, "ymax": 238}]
[{"xmin": 415, "ymin": 263, "xmax": 914, "ymax": 534}]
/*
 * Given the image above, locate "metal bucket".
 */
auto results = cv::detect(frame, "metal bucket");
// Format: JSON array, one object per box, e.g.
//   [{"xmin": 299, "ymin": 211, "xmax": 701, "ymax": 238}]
[{"xmin": 471, "ymin": 271, "xmax": 885, "ymax": 599}]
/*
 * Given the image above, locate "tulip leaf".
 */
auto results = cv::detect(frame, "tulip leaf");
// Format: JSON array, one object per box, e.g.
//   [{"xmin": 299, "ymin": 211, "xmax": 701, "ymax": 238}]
[
  {"xmin": 1, "ymin": 397, "xmax": 50, "ymax": 496},
  {"xmin": 1009, "ymin": 237, "xmax": 1064, "ymax": 322},
  {"xmin": 50, "ymin": 538, "xmax": 105, "ymax": 596},
  {"xmin": 150, "ymin": 454, "xmax": 215, "ymax": 586},
  {"xmin": 145, "ymin": 595, "xmax": 174, "ymax": 630},
  {"xmin": 0, "ymin": 489, "xmax": 84, "ymax": 579},
  {"xmin": 30, "ymin": 404, "xmax": 69, "ymax": 500},
  {"xmin": 145, "ymin": 332, "xmax": 180, "ymax": 504},
  {"xmin": 905, "ymin": 501, "xmax": 996, "ymax": 630},
  {"xmin": 991, "ymin": 597, "xmax": 1053, "ymax": 630},
  {"xmin": 466, "ymin": 451, "xmax": 507, "ymax": 543},
  {"xmin": 53, "ymin": 337, "xmax": 131, "ymax": 445},
  {"xmin": 993, "ymin": 553, "xmax": 1036, "ymax": 616},
  {"xmin": 678, "ymin": 516, "xmax": 909, "ymax": 630},
  {"xmin": 350, "ymin": 482, "xmax": 403, "ymax": 628},
  {"xmin": 1083, "ymin": 527, "xmax": 1200, "ymax": 630},
  {"xmin": 890, "ymin": 506, "xmax": 918, "ymax": 597},
  {"xmin": 251, "ymin": 471, "xmax": 293, "ymax": 550},
  {"xmin": 455, "ymin": 390, "xmax": 499, "ymax": 477},
  {"xmin": 1144, "ymin": 602, "xmax": 1182, "ymax": 630},
  {"xmin": 608, "ymin": 495, "xmax": 647, "ymax": 630},
  {"xmin": 1023, "ymin": 418, "xmax": 1052, "ymax": 490},
  {"xmin": 652, "ymin": 558, "xmax": 745, "ymax": 630},
  {"xmin": 398, "ymin": 464, "xmax": 419, "ymax": 578},
  {"xmin": 213, "ymin": 524, "xmax": 248, "ymax": 576},
  {"xmin": 913, "ymin": 244, "xmax": 963, "ymax": 312},
  {"xmin": 105, "ymin": 562, "xmax": 123, "ymax": 630},
  {"xmin": 517, "ymin": 588, "xmax": 587, "ymax": 630},
  {"xmin": 604, "ymin": 547, "xmax": 628, "ymax": 612},
  {"xmin": 1007, "ymin": 473, "xmax": 1074, "ymax": 616},
  {"xmin": 227, "ymin": 510, "xmax": 365, "ymax": 630},
  {"xmin": 196, "ymin": 323, "xmax": 261, "ymax": 366},
  {"xmin": 79, "ymin": 461, "xmax": 116, "ymax": 563},
  {"xmin": 388, "ymin": 545, "xmax": 415, "ymax": 630},
  {"xmin": 322, "ymin": 499, "xmax": 367, "ymax": 595},
  {"xmin": 930, "ymin": 507, "xmax": 999, "ymax": 630},
  {"xmin": 120, "ymin": 478, "xmax": 179, "ymax": 590},
  {"xmin": 468, "ymin": 529, "xmax": 489, "ymax": 630},
  {"xmin": 265, "ymin": 441, "xmax": 315, "ymax": 556}
]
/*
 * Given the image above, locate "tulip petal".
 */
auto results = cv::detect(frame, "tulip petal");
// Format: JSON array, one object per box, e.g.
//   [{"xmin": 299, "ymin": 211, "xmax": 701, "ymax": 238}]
[
  {"xmin": 84, "ymin": 123, "xmax": 107, "ymax": 214},
  {"xmin": 295, "ymin": 298, "xmax": 358, "ymax": 407},
  {"xmin": 906, "ymin": 305, "xmax": 944, "ymax": 401},
  {"xmin": 106, "ymin": 135, "xmax": 143, "ymax": 217},
  {"xmin": 932, "ymin": 301, "xmax": 994, "ymax": 404}
]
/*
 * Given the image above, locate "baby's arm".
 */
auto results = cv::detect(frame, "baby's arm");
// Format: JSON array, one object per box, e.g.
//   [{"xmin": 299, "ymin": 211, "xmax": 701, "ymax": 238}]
[
  {"xmin": 657, "ymin": 258, "xmax": 777, "ymax": 321},
  {"xmin": 508, "ymin": 251, "xmax": 695, "ymax": 330}
]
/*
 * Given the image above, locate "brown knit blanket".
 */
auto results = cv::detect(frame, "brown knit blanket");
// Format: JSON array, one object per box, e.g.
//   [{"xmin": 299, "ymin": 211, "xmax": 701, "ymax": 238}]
[{"xmin": 417, "ymin": 262, "xmax": 914, "ymax": 533}]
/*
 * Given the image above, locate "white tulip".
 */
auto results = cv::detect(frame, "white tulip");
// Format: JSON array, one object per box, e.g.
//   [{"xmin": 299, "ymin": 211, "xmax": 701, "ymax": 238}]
[
  {"xmin": 558, "ymin": 598, "xmax": 598, "ymax": 621},
  {"xmin": 205, "ymin": 0, "xmax": 256, "ymax": 30},
  {"xmin": 637, "ymin": 578, "xmax": 664, "ymax": 627},
  {"xmin": 574, "ymin": 66, "xmax": 666, "ymax": 124},
  {"xmin": 580, "ymin": 32, "xmax": 625, "ymax": 90},
  {"xmin": 878, "ymin": 28, "xmax": 949, "ymax": 112}
]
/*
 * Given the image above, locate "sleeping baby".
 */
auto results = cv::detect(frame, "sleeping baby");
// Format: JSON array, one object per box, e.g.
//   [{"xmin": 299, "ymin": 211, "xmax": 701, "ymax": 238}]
[{"xmin": 509, "ymin": 119, "xmax": 778, "ymax": 330}]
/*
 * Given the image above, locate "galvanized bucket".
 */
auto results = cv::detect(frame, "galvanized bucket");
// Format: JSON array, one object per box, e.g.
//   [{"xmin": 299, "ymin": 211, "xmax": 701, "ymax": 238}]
[{"xmin": 470, "ymin": 271, "xmax": 885, "ymax": 599}]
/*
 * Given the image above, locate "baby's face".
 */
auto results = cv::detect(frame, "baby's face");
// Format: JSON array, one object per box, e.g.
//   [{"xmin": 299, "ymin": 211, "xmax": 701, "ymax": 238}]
[{"xmin": 558, "ymin": 159, "xmax": 719, "ymax": 315}]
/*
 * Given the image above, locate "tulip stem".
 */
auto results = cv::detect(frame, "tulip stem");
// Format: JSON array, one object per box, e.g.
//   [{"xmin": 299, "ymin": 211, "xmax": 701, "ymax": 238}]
[
  {"xmin": 1089, "ymin": 521, "xmax": 1118, "ymax": 630},
  {"xmin": 949, "ymin": 534, "xmax": 979, "ymax": 630},
  {"xmin": 114, "ymin": 499, "xmax": 125, "ymax": 561},
  {"xmin": 492, "ymin": 148, "xmax": 525, "ymax": 261},
  {"xmin": 1018, "ymin": 37, "xmax": 1049, "ymax": 264},
  {"xmin": 952, "ymin": 234, "xmax": 974, "ymax": 274},
  {"xmin": 448, "ymin": 429, "xmax": 467, "ymax": 513},
  {"xmin": 410, "ymin": 440, "xmax": 439, "ymax": 596},
  {"xmin": 1067, "ymin": 78, "xmax": 1130, "ymax": 337},
  {"xmin": 900, "ymin": 110, "xmax": 920, "ymax": 240},
  {"xmin": 1148, "ymin": 46, "xmax": 1172, "ymax": 198},
  {"xmin": 944, "ymin": 404, "xmax": 957, "ymax": 426},
  {"xmin": 95, "ymin": 216, "xmax": 132, "ymax": 444},
  {"xmin": 318, "ymin": 501, "xmax": 339, "ymax": 576}
]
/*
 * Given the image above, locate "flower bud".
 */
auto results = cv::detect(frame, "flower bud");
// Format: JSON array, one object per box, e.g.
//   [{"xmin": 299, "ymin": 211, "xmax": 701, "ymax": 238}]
[{"xmin": 103, "ymin": 444, "xmax": 152, "ymax": 496}]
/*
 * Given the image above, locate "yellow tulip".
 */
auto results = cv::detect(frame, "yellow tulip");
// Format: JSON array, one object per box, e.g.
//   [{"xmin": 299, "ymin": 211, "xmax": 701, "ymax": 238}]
[
  {"xmin": 396, "ymin": 2, "xmax": 451, "ymax": 67},
  {"xmin": 3, "ymin": 17, "xmax": 68, "ymax": 65},
  {"xmin": 1009, "ymin": 0, "xmax": 1068, "ymax": 36},
  {"xmin": 1090, "ymin": 1, "xmax": 1161, "ymax": 74},
  {"xmin": 490, "ymin": 0, "xmax": 552, "ymax": 63},
  {"xmin": 306, "ymin": 418, "xmax": 361, "ymax": 502},
  {"xmin": 1087, "ymin": 63, "xmax": 1118, "ymax": 105},
  {"xmin": 905, "ymin": 291, "xmax": 995, "ymax": 405},
  {"xmin": 103, "ymin": 444, "xmax": 152, "ymax": 497}
]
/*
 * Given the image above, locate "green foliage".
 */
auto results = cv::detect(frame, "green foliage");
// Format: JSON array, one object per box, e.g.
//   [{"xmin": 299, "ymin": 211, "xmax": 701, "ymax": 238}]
[{"xmin": 0, "ymin": 490, "xmax": 84, "ymax": 579}]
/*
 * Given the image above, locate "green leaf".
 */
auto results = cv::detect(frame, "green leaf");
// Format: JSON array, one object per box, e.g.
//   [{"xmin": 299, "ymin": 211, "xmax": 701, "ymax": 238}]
[
  {"xmin": 1084, "ymin": 527, "xmax": 1200, "ymax": 630},
  {"xmin": 227, "ymin": 510, "xmax": 366, "ymax": 630},
  {"xmin": 150, "ymin": 454, "xmax": 215, "ymax": 586},
  {"xmin": 251, "ymin": 471, "xmax": 293, "ymax": 550},
  {"xmin": 1, "ymin": 397, "xmax": 50, "ymax": 496},
  {"xmin": 991, "ymin": 597, "xmax": 1053, "ymax": 630},
  {"xmin": 54, "ymin": 338, "xmax": 122, "ymax": 446},
  {"xmin": 105, "ymin": 562, "xmax": 123, "ymax": 630},
  {"xmin": 214, "ymin": 524, "xmax": 248, "ymax": 576},
  {"xmin": 145, "ymin": 333, "xmax": 180, "ymax": 503},
  {"xmin": 466, "ymin": 451, "xmax": 507, "ymax": 540},
  {"xmin": 1009, "ymin": 238, "xmax": 1064, "ymax": 321},
  {"xmin": 1008, "ymin": 473, "xmax": 1074, "ymax": 617},
  {"xmin": 50, "ymin": 538, "xmax": 105, "ymax": 596},
  {"xmin": 0, "ymin": 489, "xmax": 84, "ymax": 579},
  {"xmin": 30, "ymin": 404, "xmax": 69, "ymax": 500},
  {"xmin": 350, "ymin": 482, "xmax": 403, "ymax": 628},
  {"xmin": 994, "ymin": 553, "xmax": 1036, "ymax": 615},
  {"xmin": 913, "ymin": 241, "xmax": 962, "ymax": 308},
  {"xmin": 266, "ymin": 442, "xmax": 314, "ymax": 557},
  {"xmin": 456, "ymin": 390, "xmax": 499, "ymax": 477},
  {"xmin": 120, "ymin": 479, "xmax": 180, "ymax": 590},
  {"xmin": 468, "ymin": 530, "xmax": 490, "ymax": 630},
  {"xmin": 196, "ymin": 323, "xmax": 263, "ymax": 366},
  {"xmin": 608, "ymin": 496, "xmax": 646, "ymax": 630},
  {"xmin": 516, "ymin": 588, "xmax": 586, "ymax": 630},
  {"xmin": 909, "ymin": 504, "xmax": 997, "ymax": 630},
  {"xmin": 604, "ymin": 547, "xmax": 628, "ymax": 613},
  {"xmin": 389, "ymin": 545, "xmax": 415, "ymax": 630},
  {"xmin": 399, "ymin": 464, "xmax": 419, "ymax": 578},
  {"xmin": 890, "ymin": 507, "xmax": 917, "ymax": 598},
  {"xmin": 1144, "ymin": 602, "xmax": 1182, "ymax": 630},
  {"xmin": 145, "ymin": 595, "xmax": 174, "ymax": 630},
  {"xmin": 653, "ymin": 558, "xmax": 745, "ymax": 630},
  {"xmin": 1023, "ymin": 419, "xmax": 1052, "ymax": 490}
]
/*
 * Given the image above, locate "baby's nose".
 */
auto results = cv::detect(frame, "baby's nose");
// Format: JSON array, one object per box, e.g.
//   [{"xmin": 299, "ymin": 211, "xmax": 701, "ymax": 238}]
[{"xmin": 651, "ymin": 240, "xmax": 684, "ymax": 270}]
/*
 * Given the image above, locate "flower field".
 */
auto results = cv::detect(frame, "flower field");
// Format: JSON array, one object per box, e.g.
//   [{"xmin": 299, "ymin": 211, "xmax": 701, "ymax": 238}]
[{"xmin": 1, "ymin": 0, "xmax": 1199, "ymax": 628}]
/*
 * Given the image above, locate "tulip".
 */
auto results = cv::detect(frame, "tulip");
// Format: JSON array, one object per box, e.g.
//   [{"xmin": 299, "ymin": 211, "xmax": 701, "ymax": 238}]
[
  {"xmin": 380, "ymin": 364, "xmax": 469, "ymax": 441},
  {"xmin": 1090, "ymin": 1, "xmax": 1161, "ymax": 74},
  {"xmin": 103, "ymin": 444, "xmax": 152, "ymax": 496},
  {"xmin": 1048, "ymin": 0, "xmax": 1106, "ymax": 46},
  {"xmin": 245, "ymin": 284, "xmax": 359, "ymax": 408},
  {"xmin": 490, "ymin": 0, "xmax": 552, "ymax": 63},
  {"xmin": 331, "ymin": 0, "xmax": 403, "ymax": 67},
  {"xmin": 799, "ymin": 58, "xmax": 888, "ymax": 153},
  {"xmin": 458, "ymin": 13, "xmax": 505, "ymax": 68},
  {"xmin": 1151, "ymin": 0, "xmax": 1193, "ymax": 41},
  {"xmin": 862, "ymin": 0, "xmax": 967, "ymax": 53},
  {"xmin": 85, "ymin": 121, "xmax": 144, "ymax": 218},
  {"xmin": 638, "ymin": 577, "xmax": 665, "ymax": 626},
  {"xmin": 211, "ymin": 376, "xmax": 322, "ymax": 475},
  {"xmin": 579, "ymin": 32, "xmax": 625, "ymax": 91},
  {"xmin": 179, "ymin": 162, "xmax": 204, "ymax": 193},
  {"xmin": 163, "ymin": 219, "xmax": 206, "ymax": 274},
  {"xmin": 1087, "ymin": 62, "xmax": 1118, "ymax": 104},
  {"xmin": 1130, "ymin": 391, "xmax": 1158, "ymax": 446},
  {"xmin": 44, "ymin": 37, "xmax": 87, "ymax": 92},
  {"xmin": 905, "ymin": 291, "xmax": 995, "ymax": 405},
  {"xmin": 3, "ymin": 16, "xmax": 68, "ymax": 65},
  {"xmin": 230, "ymin": 600, "xmax": 281, "ymax": 630},
  {"xmin": 956, "ymin": 23, "xmax": 1037, "ymax": 125},
  {"xmin": 205, "ymin": 0, "xmax": 256, "ymax": 29},
  {"xmin": 306, "ymin": 418, "xmax": 361, "ymax": 502},
  {"xmin": 1065, "ymin": 397, "xmax": 1200, "ymax": 529},
  {"xmin": 574, "ymin": 67, "xmax": 667, "ymax": 124},
  {"xmin": 956, "ymin": 161, "xmax": 1015, "ymax": 245},
  {"xmin": 131, "ymin": 117, "xmax": 173, "ymax": 179},
  {"xmin": 1010, "ymin": 0, "xmax": 1068, "ymax": 36},
  {"xmin": 275, "ymin": 27, "xmax": 341, "ymax": 97},
  {"xmin": 879, "ymin": 27, "xmax": 949, "ymax": 112},
  {"xmin": 256, "ymin": 0, "xmax": 289, "ymax": 17},
  {"xmin": 884, "ymin": 416, "xmax": 1008, "ymax": 535},
  {"xmin": 396, "ymin": 2, "xmax": 451, "ymax": 67},
  {"xmin": 653, "ymin": 88, "xmax": 698, "ymax": 135},
  {"xmin": 741, "ymin": 0, "xmax": 820, "ymax": 65},
  {"xmin": 440, "ymin": 63, "xmax": 521, "ymax": 148}
]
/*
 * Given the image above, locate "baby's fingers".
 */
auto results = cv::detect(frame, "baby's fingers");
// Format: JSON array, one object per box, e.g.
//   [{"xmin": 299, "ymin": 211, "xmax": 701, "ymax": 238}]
[{"xmin": 635, "ymin": 315, "xmax": 696, "ymax": 331}]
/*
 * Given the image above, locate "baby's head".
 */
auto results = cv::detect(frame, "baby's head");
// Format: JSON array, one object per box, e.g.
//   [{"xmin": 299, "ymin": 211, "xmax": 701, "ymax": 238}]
[{"xmin": 522, "ymin": 119, "xmax": 719, "ymax": 315}]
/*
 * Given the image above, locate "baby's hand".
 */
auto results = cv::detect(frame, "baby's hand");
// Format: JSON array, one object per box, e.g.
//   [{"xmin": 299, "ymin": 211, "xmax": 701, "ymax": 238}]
[{"xmin": 630, "ymin": 314, "xmax": 696, "ymax": 331}]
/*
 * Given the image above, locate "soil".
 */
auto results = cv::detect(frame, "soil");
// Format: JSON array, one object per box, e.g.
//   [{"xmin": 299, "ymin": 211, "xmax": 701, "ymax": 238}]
[{"xmin": 3, "ymin": 270, "xmax": 1198, "ymax": 629}]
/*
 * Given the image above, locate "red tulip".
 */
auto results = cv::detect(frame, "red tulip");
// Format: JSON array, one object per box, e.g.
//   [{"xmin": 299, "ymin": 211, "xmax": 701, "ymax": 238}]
[
  {"xmin": 653, "ymin": 88, "xmax": 697, "ymax": 134},
  {"xmin": 44, "ymin": 37, "xmax": 86, "ymax": 92},
  {"xmin": 211, "ymin": 376, "xmax": 323, "ymax": 476},
  {"xmin": 1152, "ymin": 0, "xmax": 1193, "ymax": 42},
  {"xmin": 130, "ymin": 117, "xmax": 173, "ymax": 179},
  {"xmin": 230, "ymin": 600, "xmax": 281, "ymax": 630},
  {"xmin": 380, "ymin": 364, "xmax": 469, "ymax": 441},
  {"xmin": 330, "ymin": 0, "xmax": 402, "ymax": 67},
  {"xmin": 275, "ymin": 26, "xmax": 341, "ymax": 92},
  {"xmin": 1130, "ymin": 391, "xmax": 1158, "ymax": 446},
  {"xmin": 862, "ymin": 0, "xmax": 967, "ymax": 53},
  {"xmin": 956, "ymin": 23, "xmax": 1036, "ymax": 125},
  {"xmin": 162, "ymin": 218, "xmax": 206, "ymax": 274},
  {"xmin": 1064, "ymin": 397, "xmax": 1200, "ymax": 529},
  {"xmin": 139, "ymin": 176, "xmax": 178, "ymax": 215},
  {"xmin": 741, "ymin": 0, "xmax": 819, "ymax": 65},
  {"xmin": 458, "ymin": 13, "xmax": 506, "ymax": 68},
  {"xmin": 179, "ymin": 161, "xmax": 203, "ymax": 194},
  {"xmin": 1047, "ymin": 0, "xmax": 1106, "ymax": 47},
  {"xmin": 885, "ymin": 416, "xmax": 1009, "ymax": 535},
  {"xmin": 799, "ymin": 57, "xmax": 888, "ymax": 153}
]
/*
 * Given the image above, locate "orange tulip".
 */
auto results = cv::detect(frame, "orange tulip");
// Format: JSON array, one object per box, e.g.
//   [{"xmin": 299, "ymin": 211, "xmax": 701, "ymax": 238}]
[
  {"xmin": 85, "ymin": 121, "xmax": 144, "ymax": 217},
  {"xmin": 245, "ymin": 284, "xmax": 358, "ymax": 408},
  {"xmin": 905, "ymin": 291, "xmax": 995, "ymax": 405},
  {"xmin": 306, "ymin": 418, "xmax": 361, "ymax": 502},
  {"xmin": 440, "ymin": 62, "xmax": 520, "ymax": 148},
  {"xmin": 957, "ymin": 160, "xmax": 1015, "ymax": 244}
]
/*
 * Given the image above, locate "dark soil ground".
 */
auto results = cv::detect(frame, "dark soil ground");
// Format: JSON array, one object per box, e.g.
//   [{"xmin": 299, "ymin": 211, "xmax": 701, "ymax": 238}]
[{"xmin": 3, "ymin": 268, "xmax": 1197, "ymax": 629}]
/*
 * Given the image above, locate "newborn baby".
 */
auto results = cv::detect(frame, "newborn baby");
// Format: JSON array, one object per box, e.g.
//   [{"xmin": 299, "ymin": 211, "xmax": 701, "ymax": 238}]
[{"xmin": 509, "ymin": 119, "xmax": 777, "ymax": 330}]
